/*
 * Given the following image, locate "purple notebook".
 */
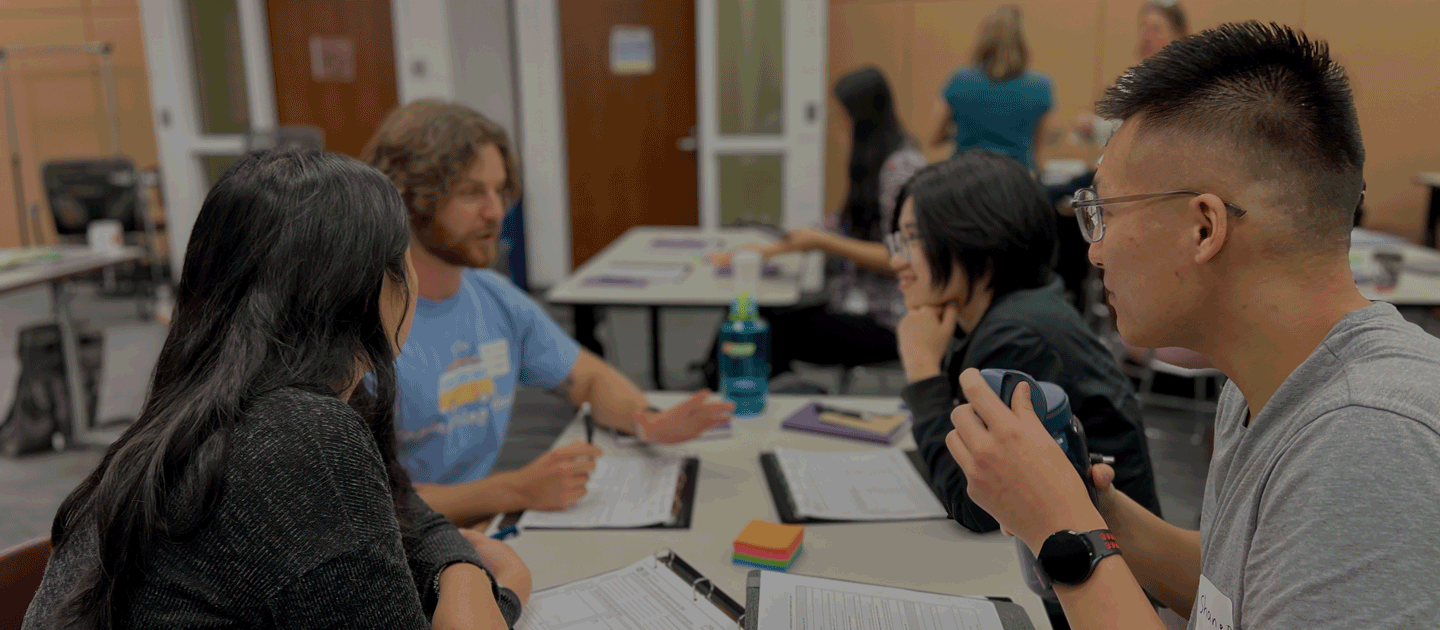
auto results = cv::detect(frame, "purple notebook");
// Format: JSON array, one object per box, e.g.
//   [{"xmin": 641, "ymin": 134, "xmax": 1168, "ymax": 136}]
[
  {"xmin": 581, "ymin": 275, "xmax": 648, "ymax": 288},
  {"xmin": 651, "ymin": 237, "xmax": 723, "ymax": 250},
  {"xmin": 780, "ymin": 403, "xmax": 907, "ymax": 445},
  {"xmin": 715, "ymin": 264, "xmax": 785, "ymax": 279}
]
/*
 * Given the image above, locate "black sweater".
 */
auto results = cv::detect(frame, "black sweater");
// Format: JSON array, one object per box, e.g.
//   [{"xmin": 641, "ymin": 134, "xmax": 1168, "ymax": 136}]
[
  {"xmin": 902, "ymin": 278, "xmax": 1162, "ymax": 532},
  {"xmin": 23, "ymin": 388, "xmax": 521, "ymax": 629}
]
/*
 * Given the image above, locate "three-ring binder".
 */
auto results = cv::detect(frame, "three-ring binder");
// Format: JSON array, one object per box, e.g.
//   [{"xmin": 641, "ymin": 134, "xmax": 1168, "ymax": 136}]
[{"xmin": 654, "ymin": 549, "xmax": 745, "ymax": 625}]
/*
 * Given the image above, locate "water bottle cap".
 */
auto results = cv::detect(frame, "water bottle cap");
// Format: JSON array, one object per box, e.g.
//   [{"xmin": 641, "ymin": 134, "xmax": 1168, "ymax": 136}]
[
  {"xmin": 729, "ymin": 293, "xmax": 756, "ymax": 320},
  {"xmin": 1035, "ymin": 382, "xmax": 1072, "ymax": 434}
]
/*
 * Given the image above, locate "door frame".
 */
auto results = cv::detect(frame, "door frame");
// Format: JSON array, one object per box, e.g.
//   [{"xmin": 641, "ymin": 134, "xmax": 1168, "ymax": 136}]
[
  {"xmin": 515, "ymin": 0, "xmax": 828, "ymax": 287},
  {"xmin": 138, "ymin": 0, "xmax": 277, "ymax": 278},
  {"xmin": 696, "ymin": 0, "xmax": 826, "ymax": 232}
]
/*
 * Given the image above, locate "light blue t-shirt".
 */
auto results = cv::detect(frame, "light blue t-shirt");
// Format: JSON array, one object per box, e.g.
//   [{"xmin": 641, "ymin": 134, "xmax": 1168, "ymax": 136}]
[
  {"xmin": 943, "ymin": 66, "xmax": 1053, "ymax": 170},
  {"xmin": 395, "ymin": 269, "xmax": 579, "ymax": 485}
]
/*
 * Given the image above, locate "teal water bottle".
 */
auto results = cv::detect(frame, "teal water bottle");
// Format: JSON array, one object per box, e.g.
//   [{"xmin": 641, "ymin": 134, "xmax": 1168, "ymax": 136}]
[{"xmin": 718, "ymin": 292, "xmax": 769, "ymax": 417}]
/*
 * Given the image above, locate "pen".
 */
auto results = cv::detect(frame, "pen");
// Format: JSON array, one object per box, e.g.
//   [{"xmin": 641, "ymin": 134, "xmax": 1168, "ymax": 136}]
[
  {"xmin": 579, "ymin": 402, "xmax": 594, "ymax": 443},
  {"xmin": 489, "ymin": 524, "xmax": 519, "ymax": 541}
]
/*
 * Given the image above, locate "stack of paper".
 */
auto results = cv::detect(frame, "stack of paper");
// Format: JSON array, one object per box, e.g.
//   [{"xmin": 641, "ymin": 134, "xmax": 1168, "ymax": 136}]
[{"xmin": 733, "ymin": 519, "xmax": 803, "ymax": 571}]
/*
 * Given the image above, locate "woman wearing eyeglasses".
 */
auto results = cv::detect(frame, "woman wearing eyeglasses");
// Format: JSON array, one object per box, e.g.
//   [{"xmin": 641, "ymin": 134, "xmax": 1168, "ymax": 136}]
[{"xmin": 890, "ymin": 150, "xmax": 1161, "ymax": 538}]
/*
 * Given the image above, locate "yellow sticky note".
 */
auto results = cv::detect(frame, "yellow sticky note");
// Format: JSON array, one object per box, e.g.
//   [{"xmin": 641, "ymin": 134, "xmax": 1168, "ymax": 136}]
[{"xmin": 735, "ymin": 519, "xmax": 804, "ymax": 553}]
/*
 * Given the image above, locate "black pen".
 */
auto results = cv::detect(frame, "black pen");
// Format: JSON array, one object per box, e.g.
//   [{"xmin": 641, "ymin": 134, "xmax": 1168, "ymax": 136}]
[{"xmin": 579, "ymin": 402, "xmax": 594, "ymax": 443}]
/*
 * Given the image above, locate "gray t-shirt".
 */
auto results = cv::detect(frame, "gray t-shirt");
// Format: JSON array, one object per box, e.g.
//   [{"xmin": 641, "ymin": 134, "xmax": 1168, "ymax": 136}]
[{"xmin": 1192, "ymin": 302, "xmax": 1440, "ymax": 629}]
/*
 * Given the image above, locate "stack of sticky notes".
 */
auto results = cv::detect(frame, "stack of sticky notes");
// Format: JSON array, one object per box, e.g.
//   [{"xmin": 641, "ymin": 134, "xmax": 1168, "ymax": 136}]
[{"xmin": 732, "ymin": 519, "xmax": 804, "ymax": 571}]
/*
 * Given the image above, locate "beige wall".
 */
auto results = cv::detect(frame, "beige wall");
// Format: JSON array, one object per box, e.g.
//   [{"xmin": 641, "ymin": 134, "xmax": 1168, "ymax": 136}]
[
  {"xmin": 0, "ymin": 0, "xmax": 158, "ymax": 248},
  {"xmin": 828, "ymin": 0, "xmax": 1440, "ymax": 242}
]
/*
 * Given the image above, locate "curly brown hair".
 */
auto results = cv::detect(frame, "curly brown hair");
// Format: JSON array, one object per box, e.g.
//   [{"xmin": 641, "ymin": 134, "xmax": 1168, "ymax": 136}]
[{"xmin": 360, "ymin": 99, "xmax": 521, "ymax": 227}]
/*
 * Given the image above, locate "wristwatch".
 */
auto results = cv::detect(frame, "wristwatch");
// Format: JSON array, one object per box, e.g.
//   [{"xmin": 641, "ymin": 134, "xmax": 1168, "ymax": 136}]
[{"xmin": 1037, "ymin": 529, "xmax": 1121, "ymax": 586}]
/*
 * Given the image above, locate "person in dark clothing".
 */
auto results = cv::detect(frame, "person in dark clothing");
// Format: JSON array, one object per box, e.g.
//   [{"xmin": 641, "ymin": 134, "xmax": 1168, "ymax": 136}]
[
  {"xmin": 23, "ymin": 148, "xmax": 525, "ymax": 630},
  {"xmin": 889, "ymin": 150, "xmax": 1161, "ymax": 531},
  {"xmin": 890, "ymin": 151, "xmax": 1161, "ymax": 630}
]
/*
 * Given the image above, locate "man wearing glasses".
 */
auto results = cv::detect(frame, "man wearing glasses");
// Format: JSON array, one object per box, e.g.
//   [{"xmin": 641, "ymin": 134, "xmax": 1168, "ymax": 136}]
[{"xmin": 943, "ymin": 22, "xmax": 1440, "ymax": 629}]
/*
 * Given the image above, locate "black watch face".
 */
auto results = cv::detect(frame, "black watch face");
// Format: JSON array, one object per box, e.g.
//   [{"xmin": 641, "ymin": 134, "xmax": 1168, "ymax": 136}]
[{"xmin": 1039, "ymin": 532, "xmax": 1093, "ymax": 585}]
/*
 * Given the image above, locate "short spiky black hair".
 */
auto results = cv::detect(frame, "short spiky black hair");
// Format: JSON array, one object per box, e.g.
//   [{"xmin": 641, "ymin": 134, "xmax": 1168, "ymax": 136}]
[{"xmin": 1097, "ymin": 21, "xmax": 1364, "ymax": 246}]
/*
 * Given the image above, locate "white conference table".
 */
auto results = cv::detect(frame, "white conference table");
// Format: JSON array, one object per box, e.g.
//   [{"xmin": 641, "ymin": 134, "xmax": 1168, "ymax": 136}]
[
  {"xmin": 1350, "ymin": 228, "xmax": 1440, "ymax": 306},
  {"xmin": 0, "ymin": 245, "xmax": 147, "ymax": 447},
  {"xmin": 546, "ymin": 226, "xmax": 823, "ymax": 389},
  {"xmin": 504, "ymin": 393, "xmax": 1047, "ymax": 627}
]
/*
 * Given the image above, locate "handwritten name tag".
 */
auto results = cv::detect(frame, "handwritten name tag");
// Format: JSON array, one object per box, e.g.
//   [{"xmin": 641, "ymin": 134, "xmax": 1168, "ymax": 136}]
[{"xmin": 1195, "ymin": 574, "xmax": 1236, "ymax": 630}]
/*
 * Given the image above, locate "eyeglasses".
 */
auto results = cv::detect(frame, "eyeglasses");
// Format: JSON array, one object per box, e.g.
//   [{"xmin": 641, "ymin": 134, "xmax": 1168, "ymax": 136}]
[
  {"xmin": 886, "ymin": 231, "xmax": 921, "ymax": 262},
  {"xmin": 1071, "ymin": 187, "xmax": 1247, "ymax": 243}
]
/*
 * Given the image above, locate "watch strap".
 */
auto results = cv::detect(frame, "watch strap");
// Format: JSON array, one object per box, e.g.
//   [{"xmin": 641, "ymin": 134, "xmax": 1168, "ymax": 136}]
[{"xmin": 1039, "ymin": 528, "xmax": 1121, "ymax": 587}]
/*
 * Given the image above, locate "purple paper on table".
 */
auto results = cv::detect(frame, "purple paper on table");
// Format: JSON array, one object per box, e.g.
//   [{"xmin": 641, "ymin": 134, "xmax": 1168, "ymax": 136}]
[
  {"xmin": 651, "ymin": 237, "xmax": 722, "ymax": 250},
  {"xmin": 715, "ymin": 264, "xmax": 784, "ymax": 279},
  {"xmin": 780, "ymin": 403, "xmax": 906, "ymax": 445},
  {"xmin": 581, "ymin": 275, "xmax": 648, "ymax": 288}
]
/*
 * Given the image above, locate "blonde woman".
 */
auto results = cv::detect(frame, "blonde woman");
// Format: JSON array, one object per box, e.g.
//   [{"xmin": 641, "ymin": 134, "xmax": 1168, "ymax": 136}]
[{"xmin": 929, "ymin": 5, "xmax": 1052, "ymax": 171}]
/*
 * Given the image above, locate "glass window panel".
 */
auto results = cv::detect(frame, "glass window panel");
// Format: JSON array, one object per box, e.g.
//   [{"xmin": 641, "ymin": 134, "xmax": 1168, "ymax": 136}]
[
  {"xmin": 186, "ymin": 0, "xmax": 250, "ymax": 135},
  {"xmin": 719, "ymin": 154, "xmax": 783, "ymax": 227},
  {"xmin": 716, "ymin": 0, "xmax": 783, "ymax": 136},
  {"xmin": 200, "ymin": 154, "xmax": 243, "ymax": 190}
]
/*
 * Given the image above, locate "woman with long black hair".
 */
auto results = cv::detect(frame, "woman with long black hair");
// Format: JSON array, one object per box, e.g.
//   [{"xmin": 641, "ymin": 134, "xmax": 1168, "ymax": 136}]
[
  {"xmin": 705, "ymin": 66, "xmax": 925, "ymax": 387},
  {"xmin": 22, "ymin": 148, "xmax": 526, "ymax": 629}
]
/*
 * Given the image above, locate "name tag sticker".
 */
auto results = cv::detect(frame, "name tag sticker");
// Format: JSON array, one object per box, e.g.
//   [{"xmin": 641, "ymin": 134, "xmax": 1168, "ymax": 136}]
[
  {"xmin": 480, "ymin": 340, "xmax": 511, "ymax": 378},
  {"xmin": 1196, "ymin": 574, "xmax": 1236, "ymax": 630}
]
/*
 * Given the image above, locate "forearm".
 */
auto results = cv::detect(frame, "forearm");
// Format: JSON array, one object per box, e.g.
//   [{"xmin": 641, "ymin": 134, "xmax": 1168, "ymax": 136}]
[
  {"xmin": 415, "ymin": 474, "xmax": 530, "ymax": 527},
  {"xmin": 434, "ymin": 563, "xmax": 509, "ymax": 630},
  {"xmin": 1102, "ymin": 489, "xmax": 1202, "ymax": 615},
  {"xmin": 814, "ymin": 233, "xmax": 894, "ymax": 274},
  {"xmin": 548, "ymin": 350, "xmax": 645, "ymax": 434},
  {"xmin": 1016, "ymin": 507, "xmax": 1165, "ymax": 630},
  {"xmin": 1052, "ymin": 558, "xmax": 1166, "ymax": 630}
]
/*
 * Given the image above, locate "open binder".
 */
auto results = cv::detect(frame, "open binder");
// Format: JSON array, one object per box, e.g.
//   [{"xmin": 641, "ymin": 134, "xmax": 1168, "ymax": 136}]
[
  {"xmin": 759, "ymin": 450, "xmax": 946, "ymax": 524},
  {"xmin": 503, "ymin": 456, "xmax": 700, "ymax": 529},
  {"xmin": 515, "ymin": 550, "xmax": 745, "ymax": 630},
  {"xmin": 743, "ymin": 570, "xmax": 1036, "ymax": 630}
]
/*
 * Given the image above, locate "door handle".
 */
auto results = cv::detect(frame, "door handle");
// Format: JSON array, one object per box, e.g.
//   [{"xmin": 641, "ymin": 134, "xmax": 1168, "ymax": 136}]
[{"xmin": 676, "ymin": 125, "xmax": 697, "ymax": 152}]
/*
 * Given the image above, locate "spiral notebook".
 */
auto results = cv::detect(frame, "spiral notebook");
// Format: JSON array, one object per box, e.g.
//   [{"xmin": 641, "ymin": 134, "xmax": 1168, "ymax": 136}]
[{"xmin": 516, "ymin": 551, "xmax": 744, "ymax": 630}]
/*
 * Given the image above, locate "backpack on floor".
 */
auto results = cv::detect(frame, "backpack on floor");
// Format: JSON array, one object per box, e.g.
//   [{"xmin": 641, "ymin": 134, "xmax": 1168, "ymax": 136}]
[{"xmin": 0, "ymin": 324, "xmax": 102, "ymax": 457}]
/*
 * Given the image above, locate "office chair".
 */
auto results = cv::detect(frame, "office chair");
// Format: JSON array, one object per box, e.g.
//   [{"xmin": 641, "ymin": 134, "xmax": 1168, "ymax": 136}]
[{"xmin": 40, "ymin": 156, "xmax": 163, "ymax": 300}]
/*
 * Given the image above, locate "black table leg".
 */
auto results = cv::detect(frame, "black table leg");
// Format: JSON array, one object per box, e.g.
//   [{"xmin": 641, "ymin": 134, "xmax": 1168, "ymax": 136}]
[
  {"xmin": 574, "ymin": 304, "xmax": 605, "ymax": 357},
  {"xmin": 650, "ymin": 305, "xmax": 665, "ymax": 390},
  {"xmin": 1426, "ymin": 185, "xmax": 1439, "ymax": 248}
]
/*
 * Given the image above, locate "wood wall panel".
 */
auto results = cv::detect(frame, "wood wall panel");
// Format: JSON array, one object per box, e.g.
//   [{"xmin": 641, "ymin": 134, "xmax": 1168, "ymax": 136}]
[
  {"xmin": 0, "ymin": 1, "xmax": 155, "ymax": 247},
  {"xmin": 1305, "ymin": 0, "xmax": 1440, "ymax": 240},
  {"xmin": 830, "ymin": 0, "xmax": 1440, "ymax": 240},
  {"xmin": 826, "ymin": 0, "xmax": 914, "ymax": 214}
]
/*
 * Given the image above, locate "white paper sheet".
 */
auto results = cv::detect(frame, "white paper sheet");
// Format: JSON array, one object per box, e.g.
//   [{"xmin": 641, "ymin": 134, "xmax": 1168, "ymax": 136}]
[
  {"xmin": 752, "ymin": 572, "xmax": 1007, "ymax": 630},
  {"xmin": 773, "ymin": 447, "xmax": 947, "ymax": 521},
  {"xmin": 518, "ymin": 455, "xmax": 685, "ymax": 529},
  {"xmin": 516, "ymin": 556, "xmax": 736, "ymax": 630}
]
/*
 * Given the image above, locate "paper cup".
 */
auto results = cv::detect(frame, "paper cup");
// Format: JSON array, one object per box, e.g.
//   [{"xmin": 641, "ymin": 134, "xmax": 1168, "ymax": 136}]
[{"xmin": 86, "ymin": 219, "xmax": 124, "ymax": 254}]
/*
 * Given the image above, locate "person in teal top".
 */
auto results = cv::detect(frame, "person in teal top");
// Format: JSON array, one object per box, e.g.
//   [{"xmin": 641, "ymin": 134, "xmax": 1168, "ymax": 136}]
[{"xmin": 929, "ymin": 5, "xmax": 1052, "ymax": 171}]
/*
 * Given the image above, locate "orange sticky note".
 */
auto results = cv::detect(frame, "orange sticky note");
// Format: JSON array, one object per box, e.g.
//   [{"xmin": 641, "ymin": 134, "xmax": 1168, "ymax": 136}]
[{"xmin": 734, "ymin": 519, "xmax": 804, "ymax": 554}]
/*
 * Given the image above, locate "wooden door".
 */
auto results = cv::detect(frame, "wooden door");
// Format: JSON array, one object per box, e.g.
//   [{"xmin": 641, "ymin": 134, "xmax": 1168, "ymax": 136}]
[
  {"xmin": 264, "ymin": 0, "xmax": 398, "ymax": 157},
  {"xmin": 560, "ymin": 0, "xmax": 699, "ymax": 267}
]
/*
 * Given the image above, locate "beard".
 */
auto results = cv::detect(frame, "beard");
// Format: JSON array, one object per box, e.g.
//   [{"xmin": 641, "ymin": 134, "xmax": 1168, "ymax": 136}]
[{"xmin": 415, "ymin": 219, "xmax": 499, "ymax": 268}]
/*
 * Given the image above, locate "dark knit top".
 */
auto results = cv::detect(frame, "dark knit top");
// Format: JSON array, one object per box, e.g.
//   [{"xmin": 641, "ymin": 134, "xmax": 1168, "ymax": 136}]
[
  {"xmin": 902, "ymin": 277, "xmax": 1162, "ymax": 532},
  {"xmin": 22, "ymin": 388, "xmax": 522, "ymax": 629}
]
